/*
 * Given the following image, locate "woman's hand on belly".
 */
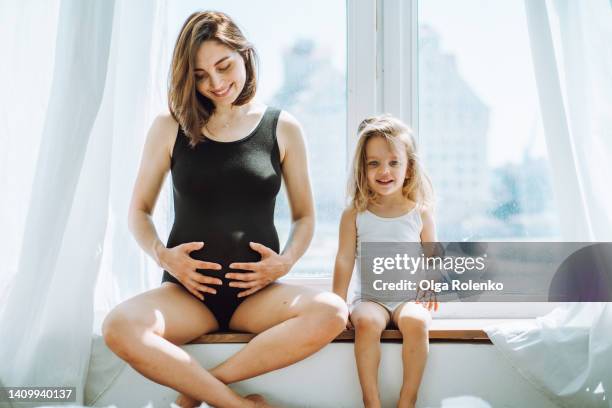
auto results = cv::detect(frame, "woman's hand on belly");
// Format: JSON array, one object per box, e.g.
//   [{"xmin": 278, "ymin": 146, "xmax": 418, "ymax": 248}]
[
  {"xmin": 160, "ymin": 241, "xmax": 223, "ymax": 300},
  {"xmin": 227, "ymin": 241, "xmax": 293, "ymax": 298}
]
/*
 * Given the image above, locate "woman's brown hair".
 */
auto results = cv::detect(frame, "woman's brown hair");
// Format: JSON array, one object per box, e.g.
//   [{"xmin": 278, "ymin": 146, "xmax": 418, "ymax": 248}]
[{"xmin": 168, "ymin": 11, "xmax": 258, "ymax": 146}]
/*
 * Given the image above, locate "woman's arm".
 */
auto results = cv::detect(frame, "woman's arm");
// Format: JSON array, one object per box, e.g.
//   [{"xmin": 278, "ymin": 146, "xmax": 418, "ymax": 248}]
[
  {"xmin": 276, "ymin": 111, "xmax": 315, "ymax": 269},
  {"xmin": 127, "ymin": 113, "xmax": 176, "ymax": 265},
  {"xmin": 332, "ymin": 208, "xmax": 357, "ymax": 302},
  {"xmin": 128, "ymin": 113, "xmax": 222, "ymax": 299}
]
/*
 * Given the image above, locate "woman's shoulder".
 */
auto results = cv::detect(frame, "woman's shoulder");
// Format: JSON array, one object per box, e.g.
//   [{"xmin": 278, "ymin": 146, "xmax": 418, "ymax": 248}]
[
  {"xmin": 273, "ymin": 108, "xmax": 305, "ymax": 162},
  {"xmin": 152, "ymin": 111, "xmax": 179, "ymax": 131},
  {"xmin": 149, "ymin": 112, "xmax": 180, "ymax": 157},
  {"xmin": 275, "ymin": 108, "xmax": 299, "ymax": 125},
  {"xmin": 276, "ymin": 109, "xmax": 303, "ymax": 138}
]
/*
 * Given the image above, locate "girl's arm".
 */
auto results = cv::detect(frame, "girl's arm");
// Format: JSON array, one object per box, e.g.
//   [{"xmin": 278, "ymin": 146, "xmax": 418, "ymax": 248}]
[
  {"xmin": 420, "ymin": 205, "xmax": 440, "ymax": 311},
  {"xmin": 332, "ymin": 208, "xmax": 358, "ymax": 301},
  {"xmin": 420, "ymin": 206, "xmax": 437, "ymax": 243}
]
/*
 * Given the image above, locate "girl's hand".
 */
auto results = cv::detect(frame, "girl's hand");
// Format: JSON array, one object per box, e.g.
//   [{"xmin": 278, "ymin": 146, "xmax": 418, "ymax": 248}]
[
  {"xmin": 415, "ymin": 287, "xmax": 439, "ymax": 312},
  {"xmin": 160, "ymin": 242, "xmax": 223, "ymax": 301},
  {"xmin": 227, "ymin": 242, "xmax": 292, "ymax": 298}
]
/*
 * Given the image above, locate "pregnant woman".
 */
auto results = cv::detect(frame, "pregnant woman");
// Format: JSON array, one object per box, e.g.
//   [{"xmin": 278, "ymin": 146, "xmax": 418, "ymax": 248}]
[{"xmin": 102, "ymin": 11, "xmax": 348, "ymax": 408}]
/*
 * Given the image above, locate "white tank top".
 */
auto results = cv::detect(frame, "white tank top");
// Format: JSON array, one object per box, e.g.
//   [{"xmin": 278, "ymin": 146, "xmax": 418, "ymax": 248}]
[{"xmin": 351, "ymin": 206, "xmax": 423, "ymax": 302}]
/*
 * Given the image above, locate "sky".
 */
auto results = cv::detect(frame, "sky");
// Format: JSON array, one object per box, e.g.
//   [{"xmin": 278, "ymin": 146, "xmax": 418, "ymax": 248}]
[{"xmin": 419, "ymin": 0, "xmax": 550, "ymax": 166}]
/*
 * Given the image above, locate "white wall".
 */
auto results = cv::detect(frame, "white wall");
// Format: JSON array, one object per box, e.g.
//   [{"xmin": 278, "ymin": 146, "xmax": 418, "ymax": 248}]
[{"xmin": 91, "ymin": 342, "xmax": 559, "ymax": 408}]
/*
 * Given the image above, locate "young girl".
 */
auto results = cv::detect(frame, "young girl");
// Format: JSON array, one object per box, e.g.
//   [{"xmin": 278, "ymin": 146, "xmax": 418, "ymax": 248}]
[{"xmin": 333, "ymin": 114, "xmax": 438, "ymax": 408}]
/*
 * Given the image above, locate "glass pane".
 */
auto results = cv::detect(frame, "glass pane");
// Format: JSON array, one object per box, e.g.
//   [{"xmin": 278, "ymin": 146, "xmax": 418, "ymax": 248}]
[
  {"xmin": 418, "ymin": 0, "xmax": 561, "ymax": 241},
  {"xmin": 167, "ymin": 2, "xmax": 347, "ymax": 277}
]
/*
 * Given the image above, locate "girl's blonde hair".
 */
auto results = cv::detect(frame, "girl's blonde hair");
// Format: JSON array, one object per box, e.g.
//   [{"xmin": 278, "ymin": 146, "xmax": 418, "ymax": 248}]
[{"xmin": 349, "ymin": 114, "xmax": 434, "ymax": 211}]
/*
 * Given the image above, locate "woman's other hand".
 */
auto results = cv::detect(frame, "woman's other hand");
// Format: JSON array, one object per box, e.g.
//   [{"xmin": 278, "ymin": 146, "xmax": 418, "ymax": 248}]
[{"xmin": 227, "ymin": 242, "xmax": 293, "ymax": 298}]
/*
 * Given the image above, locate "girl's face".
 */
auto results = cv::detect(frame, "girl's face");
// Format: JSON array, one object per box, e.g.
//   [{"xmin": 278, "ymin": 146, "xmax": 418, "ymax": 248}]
[
  {"xmin": 365, "ymin": 136, "xmax": 409, "ymax": 198},
  {"xmin": 194, "ymin": 40, "xmax": 247, "ymax": 107}
]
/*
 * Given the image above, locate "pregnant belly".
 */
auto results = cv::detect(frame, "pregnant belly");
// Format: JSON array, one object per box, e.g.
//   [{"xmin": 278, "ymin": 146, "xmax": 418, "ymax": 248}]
[
  {"xmin": 167, "ymin": 224, "xmax": 280, "ymax": 270},
  {"xmin": 163, "ymin": 224, "xmax": 279, "ymax": 303}
]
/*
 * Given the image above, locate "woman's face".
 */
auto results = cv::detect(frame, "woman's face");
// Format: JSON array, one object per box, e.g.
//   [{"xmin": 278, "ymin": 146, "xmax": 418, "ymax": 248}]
[
  {"xmin": 365, "ymin": 136, "xmax": 409, "ymax": 197},
  {"xmin": 194, "ymin": 40, "xmax": 247, "ymax": 107}
]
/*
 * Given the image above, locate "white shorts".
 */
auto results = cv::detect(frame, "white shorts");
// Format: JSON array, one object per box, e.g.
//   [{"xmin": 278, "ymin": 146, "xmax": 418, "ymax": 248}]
[
  {"xmin": 349, "ymin": 297, "xmax": 433, "ymax": 324},
  {"xmin": 350, "ymin": 297, "xmax": 406, "ymax": 315}
]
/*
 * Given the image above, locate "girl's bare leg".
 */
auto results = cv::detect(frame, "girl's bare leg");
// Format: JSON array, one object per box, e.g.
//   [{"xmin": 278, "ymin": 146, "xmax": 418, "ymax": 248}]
[
  {"xmin": 351, "ymin": 301, "xmax": 391, "ymax": 408},
  {"xmin": 392, "ymin": 302, "xmax": 432, "ymax": 408},
  {"xmin": 102, "ymin": 282, "xmax": 268, "ymax": 408}
]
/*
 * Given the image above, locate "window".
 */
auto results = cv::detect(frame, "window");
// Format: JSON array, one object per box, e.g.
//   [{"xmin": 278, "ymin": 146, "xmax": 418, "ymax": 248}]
[
  {"xmin": 417, "ymin": 0, "xmax": 562, "ymax": 241},
  {"xmin": 161, "ymin": 1, "xmax": 567, "ymax": 316},
  {"xmin": 366, "ymin": 0, "xmax": 568, "ymax": 317}
]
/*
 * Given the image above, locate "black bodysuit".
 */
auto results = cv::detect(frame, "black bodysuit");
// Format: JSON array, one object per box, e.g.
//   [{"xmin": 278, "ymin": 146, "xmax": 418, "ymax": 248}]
[{"xmin": 162, "ymin": 107, "xmax": 282, "ymax": 331}]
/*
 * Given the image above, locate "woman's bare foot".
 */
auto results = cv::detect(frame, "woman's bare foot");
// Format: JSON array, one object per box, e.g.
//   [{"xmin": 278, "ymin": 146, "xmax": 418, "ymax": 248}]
[
  {"xmin": 245, "ymin": 393, "xmax": 278, "ymax": 407},
  {"xmin": 174, "ymin": 392, "xmax": 276, "ymax": 408},
  {"xmin": 174, "ymin": 393, "xmax": 200, "ymax": 408}
]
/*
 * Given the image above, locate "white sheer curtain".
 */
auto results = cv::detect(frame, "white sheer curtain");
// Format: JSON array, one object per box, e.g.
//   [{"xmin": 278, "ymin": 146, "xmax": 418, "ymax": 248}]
[
  {"xmin": 485, "ymin": 1, "xmax": 612, "ymax": 407},
  {"xmin": 0, "ymin": 1, "xmax": 168, "ymax": 406}
]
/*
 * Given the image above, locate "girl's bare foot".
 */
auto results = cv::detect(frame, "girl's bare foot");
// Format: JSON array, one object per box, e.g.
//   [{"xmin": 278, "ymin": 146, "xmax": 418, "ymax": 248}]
[
  {"xmin": 245, "ymin": 393, "xmax": 278, "ymax": 407},
  {"xmin": 397, "ymin": 389, "xmax": 417, "ymax": 408},
  {"xmin": 174, "ymin": 393, "xmax": 200, "ymax": 408},
  {"xmin": 363, "ymin": 395, "xmax": 383, "ymax": 408}
]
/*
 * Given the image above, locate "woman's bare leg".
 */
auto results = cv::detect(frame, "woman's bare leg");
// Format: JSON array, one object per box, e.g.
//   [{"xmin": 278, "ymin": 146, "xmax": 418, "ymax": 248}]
[
  {"xmin": 351, "ymin": 301, "xmax": 391, "ymax": 408},
  {"xmin": 392, "ymin": 302, "xmax": 432, "ymax": 408},
  {"xmin": 204, "ymin": 283, "xmax": 348, "ymax": 384},
  {"xmin": 102, "ymin": 282, "xmax": 269, "ymax": 408}
]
